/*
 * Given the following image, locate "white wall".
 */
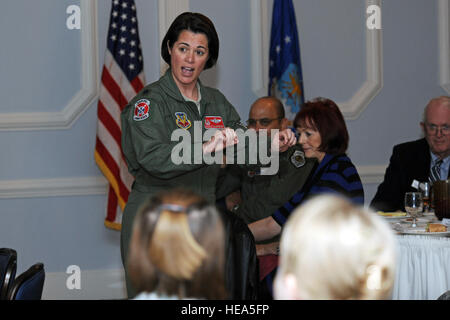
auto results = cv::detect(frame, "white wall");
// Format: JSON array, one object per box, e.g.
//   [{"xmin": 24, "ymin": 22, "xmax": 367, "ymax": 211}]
[{"xmin": 0, "ymin": 0, "xmax": 448, "ymax": 299}]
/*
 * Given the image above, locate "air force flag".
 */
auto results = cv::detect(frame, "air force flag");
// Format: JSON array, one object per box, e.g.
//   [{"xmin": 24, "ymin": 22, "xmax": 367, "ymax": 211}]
[{"xmin": 269, "ymin": 0, "xmax": 305, "ymax": 120}]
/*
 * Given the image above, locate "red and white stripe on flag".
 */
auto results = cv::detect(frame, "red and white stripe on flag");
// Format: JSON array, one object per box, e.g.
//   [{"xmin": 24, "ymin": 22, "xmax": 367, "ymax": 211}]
[{"xmin": 95, "ymin": 0, "xmax": 145, "ymax": 230}]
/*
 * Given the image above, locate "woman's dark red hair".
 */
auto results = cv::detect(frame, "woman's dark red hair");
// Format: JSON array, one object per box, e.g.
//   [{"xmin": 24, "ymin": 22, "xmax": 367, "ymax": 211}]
[{"xmin": 294, "ymin": 98, "xmax": 349, "ymax": 154}]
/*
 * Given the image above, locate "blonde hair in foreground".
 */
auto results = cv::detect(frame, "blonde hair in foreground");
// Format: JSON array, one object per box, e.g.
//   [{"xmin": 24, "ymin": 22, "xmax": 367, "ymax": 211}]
[
  {"xmin": 275, "ymin": 194, "xmax": 397, "ymax": 300},
  {"xmin": 127, "ymin": 188, "xmax": 226, "ymax": 299}
]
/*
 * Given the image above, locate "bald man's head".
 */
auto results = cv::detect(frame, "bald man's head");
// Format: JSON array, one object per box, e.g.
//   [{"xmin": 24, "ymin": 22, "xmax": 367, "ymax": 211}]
[{"xmin": 247, "ymin": 96, "xmax": 287, "ymax": 134}]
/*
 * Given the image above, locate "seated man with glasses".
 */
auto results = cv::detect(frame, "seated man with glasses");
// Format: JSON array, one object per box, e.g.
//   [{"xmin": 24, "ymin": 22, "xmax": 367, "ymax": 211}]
[
  {"xmin": 371, "ymin": 96, "xmax": 450, "ymax": 211},
  {"xmin": 216, "ymin": 96, "xmax": 316, "ymax": 224}
]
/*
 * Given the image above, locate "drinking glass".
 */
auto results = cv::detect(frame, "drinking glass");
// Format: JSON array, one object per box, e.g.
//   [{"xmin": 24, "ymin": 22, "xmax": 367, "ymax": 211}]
[
  {"xmin": 420, "ymin": 182, "xmax": 430, "ymax": 213},
  {"xmin": 404, "ymin": 192, "xmax": 423, "ymax": 227}
]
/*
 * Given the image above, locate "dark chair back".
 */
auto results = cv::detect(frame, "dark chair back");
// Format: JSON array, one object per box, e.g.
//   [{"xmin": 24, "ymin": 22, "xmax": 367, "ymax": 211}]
[
  {"xmin": 0, "ymin": 248, "xmax": 17, "ymax": 300},
  {"xmin": 218, "ymin": 209, "xmax": 259, "ymax": 299},
  {"xmin": 438, "ymin": 290, "xmax": 450, "ymax": 300},
  {"xmin": 7, "ymin": 263, "xmax": 45, "ymax": 300}
]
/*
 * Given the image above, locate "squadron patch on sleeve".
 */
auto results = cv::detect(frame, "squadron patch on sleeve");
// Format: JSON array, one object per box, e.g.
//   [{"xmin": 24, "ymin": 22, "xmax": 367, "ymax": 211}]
[
  {"xmin": 175, "ymin": 112, "xmax": 192, "ymax": 129},
  {"xmin": 133, "ymin": 99, "xmax": 150, "ymax": 121}
]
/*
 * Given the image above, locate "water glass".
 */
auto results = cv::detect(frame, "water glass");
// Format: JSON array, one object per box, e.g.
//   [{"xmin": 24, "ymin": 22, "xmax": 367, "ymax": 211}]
[{"xmin": 404, "ymin": 192, "xmax": 423, "ymax": 227}]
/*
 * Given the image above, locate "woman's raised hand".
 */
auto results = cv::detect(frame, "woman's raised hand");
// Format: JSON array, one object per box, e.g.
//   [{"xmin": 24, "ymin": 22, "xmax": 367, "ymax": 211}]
[{"xmin": 202, "ymin": 128, "xmax": 238, "ymax": 154}]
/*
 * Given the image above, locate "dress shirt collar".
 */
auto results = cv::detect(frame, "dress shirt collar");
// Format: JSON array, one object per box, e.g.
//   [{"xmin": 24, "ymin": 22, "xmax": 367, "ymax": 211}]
[{"xmin": 430, "ymin": 151, "xmax": 450, "ymax": 179}]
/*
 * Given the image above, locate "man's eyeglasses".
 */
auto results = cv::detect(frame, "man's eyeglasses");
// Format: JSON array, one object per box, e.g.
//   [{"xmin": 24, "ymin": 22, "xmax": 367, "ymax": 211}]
[
  {"xmin": 424, "ymin": 123, "xmax": 450, "ymax": 135},
  {"xmin": 246, "ymin": 117, "xmax": 282, "ymax": 127}
]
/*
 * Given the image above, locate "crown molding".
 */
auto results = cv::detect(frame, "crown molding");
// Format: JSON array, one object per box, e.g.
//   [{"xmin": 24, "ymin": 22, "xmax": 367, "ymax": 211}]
[
  {"xmin": 250, "ymin": 0, "xmax": 383, "ymax": 120},
  {"xmin": 0, "ymin": 0, "xmax": 99, "ymax": 131}
]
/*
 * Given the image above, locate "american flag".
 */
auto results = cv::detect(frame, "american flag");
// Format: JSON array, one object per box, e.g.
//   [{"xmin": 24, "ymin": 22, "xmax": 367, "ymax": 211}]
[{"xmin": 94, "ymin": 0, "xmax": 145, "ymax": 230}]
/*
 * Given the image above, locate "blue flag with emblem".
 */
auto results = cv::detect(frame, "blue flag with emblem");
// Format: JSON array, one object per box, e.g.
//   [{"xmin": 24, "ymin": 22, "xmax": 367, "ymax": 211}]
[{"xmin": 269, "ymin": 0, "xmax": 305, "ymax": 120}]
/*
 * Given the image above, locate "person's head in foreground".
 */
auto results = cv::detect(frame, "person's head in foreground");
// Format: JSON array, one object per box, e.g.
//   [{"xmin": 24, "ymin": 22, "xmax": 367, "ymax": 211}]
[
  {"xmin": 127, "ymin": 188, "xmax": 227, "ymax": 299},
  {"xmin": 274, "ymin": 194, "xmax": 397, "ymax": 300}
]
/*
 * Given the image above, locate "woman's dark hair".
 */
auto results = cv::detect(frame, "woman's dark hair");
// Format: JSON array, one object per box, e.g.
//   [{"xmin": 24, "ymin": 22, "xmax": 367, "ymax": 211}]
[
  {"xmin": 161, "ymin": 12, "xmax": 219, "ymax": 70},
  {"xmin": 294, "ymin": 97, "xmax": 349, "ymax": 154}
]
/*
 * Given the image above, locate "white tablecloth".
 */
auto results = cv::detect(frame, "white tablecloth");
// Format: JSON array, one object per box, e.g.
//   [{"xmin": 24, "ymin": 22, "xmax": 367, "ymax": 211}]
[{"xmin": 392, "ymin": 235, "xmax": 450, "ymax": 300}]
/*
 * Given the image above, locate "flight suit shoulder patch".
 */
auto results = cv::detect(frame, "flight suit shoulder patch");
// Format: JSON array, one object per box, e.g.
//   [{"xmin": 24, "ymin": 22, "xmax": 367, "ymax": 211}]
[{"xmin": 133, "ymin": 99, "xmax": 151, "ymax": 121}]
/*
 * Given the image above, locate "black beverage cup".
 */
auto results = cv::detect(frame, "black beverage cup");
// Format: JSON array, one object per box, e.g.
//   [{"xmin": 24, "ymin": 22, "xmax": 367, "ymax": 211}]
[{"xmin": 433, "ymin": 180, "xmax": 450, "ymax": 220}]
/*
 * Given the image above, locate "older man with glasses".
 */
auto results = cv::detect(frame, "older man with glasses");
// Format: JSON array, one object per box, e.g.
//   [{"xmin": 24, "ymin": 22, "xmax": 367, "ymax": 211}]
[{"xmin": 371, "ymin": 96, "xmax": 450, "ymax": 212}]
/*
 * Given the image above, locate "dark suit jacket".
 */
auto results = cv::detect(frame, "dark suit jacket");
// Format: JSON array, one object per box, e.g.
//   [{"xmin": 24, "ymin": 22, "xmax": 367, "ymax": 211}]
[{"xmin": 370, "ymin": 138, "xmax": 449, "ymax": 211}]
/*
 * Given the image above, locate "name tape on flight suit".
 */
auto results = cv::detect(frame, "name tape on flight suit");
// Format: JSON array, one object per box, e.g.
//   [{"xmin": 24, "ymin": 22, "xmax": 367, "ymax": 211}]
[{"xmin": 204, "ymin": 116, "xmax": 225, "ymax": 129}]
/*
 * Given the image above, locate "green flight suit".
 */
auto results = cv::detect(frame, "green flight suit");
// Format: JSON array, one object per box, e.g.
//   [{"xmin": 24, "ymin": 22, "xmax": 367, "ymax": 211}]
[
  {"xmin": 120, "ymin": 68, "xmax": 263, "ymax": 297},
  {"xmin": 217, "ymin": 145, "xmax": 317, "ymax": 224}
]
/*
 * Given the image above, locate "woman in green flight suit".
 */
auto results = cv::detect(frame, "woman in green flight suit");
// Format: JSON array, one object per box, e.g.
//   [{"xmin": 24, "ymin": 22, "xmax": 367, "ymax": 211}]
[{"xmin": 120, "ymin": 12, "xmax": 295, "ymax": 298}]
